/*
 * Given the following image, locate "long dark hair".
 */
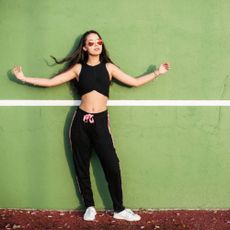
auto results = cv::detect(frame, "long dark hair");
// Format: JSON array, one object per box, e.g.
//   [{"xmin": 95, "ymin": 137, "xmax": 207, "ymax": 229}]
[{"xmin": 51, "ymin": 30, "xmax": 114, "ymax": 74}]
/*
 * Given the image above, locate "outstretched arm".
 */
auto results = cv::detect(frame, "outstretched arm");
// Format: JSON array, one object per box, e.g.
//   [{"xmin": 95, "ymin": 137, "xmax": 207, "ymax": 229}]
[
  {"xmin": 108, "ymin": 63, "xmax": 170, "ymax": 87},
  {"xmin": 12, "ymin": 64, "xmax": 80, "ymax": 87}
]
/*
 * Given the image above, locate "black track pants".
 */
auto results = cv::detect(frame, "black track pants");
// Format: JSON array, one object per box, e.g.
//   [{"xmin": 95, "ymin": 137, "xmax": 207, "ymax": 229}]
[{"xmin": 69, "ymin": 107, "xmax": 125, "ymax": 212}]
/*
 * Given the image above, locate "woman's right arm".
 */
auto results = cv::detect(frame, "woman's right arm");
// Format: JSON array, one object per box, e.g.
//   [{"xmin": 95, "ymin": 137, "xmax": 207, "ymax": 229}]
[{"xmin": 12, "ymin": 64, "xmax": 80, "ymax": 87}]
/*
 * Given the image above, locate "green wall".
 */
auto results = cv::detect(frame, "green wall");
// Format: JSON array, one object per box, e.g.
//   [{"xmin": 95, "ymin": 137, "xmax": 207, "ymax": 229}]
[{"xmin": 0, "ymin": 0, "xmax": 230, "ymax": 210}]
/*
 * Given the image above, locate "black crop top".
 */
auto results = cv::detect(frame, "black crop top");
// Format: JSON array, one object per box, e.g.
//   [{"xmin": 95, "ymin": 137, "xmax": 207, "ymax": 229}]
[{"xmin": 77, "ymin": 62, "xmax": 111, "ymax": 97}]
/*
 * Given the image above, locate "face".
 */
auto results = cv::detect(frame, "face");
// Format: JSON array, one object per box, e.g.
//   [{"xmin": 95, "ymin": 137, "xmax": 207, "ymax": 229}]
[{"xmin": 83, "ymin": 33, "xmax": 103, "ymax": 56}]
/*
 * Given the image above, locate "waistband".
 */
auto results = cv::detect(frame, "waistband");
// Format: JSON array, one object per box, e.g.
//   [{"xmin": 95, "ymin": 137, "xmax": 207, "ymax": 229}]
[{"xmin": 77, "ymin": 107, "xmax": 108, "ymax": 117}]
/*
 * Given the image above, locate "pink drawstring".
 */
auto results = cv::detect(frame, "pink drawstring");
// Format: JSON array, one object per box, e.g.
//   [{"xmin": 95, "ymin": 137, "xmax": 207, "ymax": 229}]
[{"xmin": 83, "ymin": 114, "xmax": 94, "ymax": 123}]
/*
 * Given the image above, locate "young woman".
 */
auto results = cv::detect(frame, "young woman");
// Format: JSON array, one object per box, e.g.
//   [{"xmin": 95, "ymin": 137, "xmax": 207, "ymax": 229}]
[{"xmin": 12, "ymin": 30, "xmax": 170, "ymax": 222}]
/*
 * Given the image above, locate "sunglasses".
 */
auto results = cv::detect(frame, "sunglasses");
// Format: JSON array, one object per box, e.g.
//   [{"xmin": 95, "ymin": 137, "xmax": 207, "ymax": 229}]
[{"xmin": 87, "ymin": 39, "xmax": 103, "ymax": 47}]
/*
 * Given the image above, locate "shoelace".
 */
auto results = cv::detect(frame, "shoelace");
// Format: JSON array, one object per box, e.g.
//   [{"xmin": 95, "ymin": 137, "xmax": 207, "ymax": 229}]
[{"xmin": 83, "ymin": 114, "xmax": 94, "ymax": 123}]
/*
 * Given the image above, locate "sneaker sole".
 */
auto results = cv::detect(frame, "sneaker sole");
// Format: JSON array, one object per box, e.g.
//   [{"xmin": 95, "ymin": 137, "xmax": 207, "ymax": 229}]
[
  {"xmin": 113, "ymin": 215, "xmax": 141, "ymax": 221},
  {"xmin": 83, "ymin": 217, "xmax": 96, "ymax": 221}
]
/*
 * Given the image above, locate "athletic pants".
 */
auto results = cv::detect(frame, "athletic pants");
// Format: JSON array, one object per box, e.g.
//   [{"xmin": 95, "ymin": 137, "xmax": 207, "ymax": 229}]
[{"xmin": 69, "ymin": 107, "xmax": 125, "ymax": 212}]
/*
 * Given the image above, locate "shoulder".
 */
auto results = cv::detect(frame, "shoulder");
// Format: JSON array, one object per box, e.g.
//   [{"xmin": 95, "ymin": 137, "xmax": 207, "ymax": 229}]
[
  {"xmin": 105, "ymin": 63, "xmax": 119, "ymax": 73},
  {"xmin": 71, "ymin": 63, "xmax": 82, "ymax": 77},
  {"xmin": 72, "ymin": 63, "xmax": 82, "ymax": 71},
  {"xmin": 106, "ymin": 62, "xmax": 116, "ymax": 69}
]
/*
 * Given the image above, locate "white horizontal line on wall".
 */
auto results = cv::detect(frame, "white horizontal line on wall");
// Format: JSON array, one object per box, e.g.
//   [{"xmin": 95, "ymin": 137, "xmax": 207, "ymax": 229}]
[{"xmin": 1, "ymin": 100, "xmax": 230, "ymax": 106}]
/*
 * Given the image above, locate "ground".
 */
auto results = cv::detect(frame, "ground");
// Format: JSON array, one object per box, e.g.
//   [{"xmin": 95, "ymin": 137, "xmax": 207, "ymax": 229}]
[{"xmin": 0, "ymin": 209, "xmax": 230, "ymax": 230}]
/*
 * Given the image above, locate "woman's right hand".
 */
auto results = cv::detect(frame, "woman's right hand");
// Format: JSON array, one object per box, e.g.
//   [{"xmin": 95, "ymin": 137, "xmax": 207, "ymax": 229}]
[{"xmin": 12, "ymin": 66, "xmax": 25, "ymax": 82}]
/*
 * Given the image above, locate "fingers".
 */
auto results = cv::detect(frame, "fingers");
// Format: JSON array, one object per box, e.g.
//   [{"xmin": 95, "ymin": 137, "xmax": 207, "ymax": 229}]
[
  {"xmin": 17, "ymin": 66, "xmax": 21, "ymax": 72},
  {"xmin": 158, "ymin": 62, "xmax": 171, "ymax": 75},
  {"xmin": 12, "ymin": 66, "xmax": 22, "ymax": 74},
  {"xmin": 11, "ymin": 66, "xmax": 17, "ymax": 74},
  {"xmin": 163, "ymin": 63, "xmax": 170, "ymax": 70},
  {"xmin": 12, "ymin": 66, "xmax": 16, "ymax": 73}
]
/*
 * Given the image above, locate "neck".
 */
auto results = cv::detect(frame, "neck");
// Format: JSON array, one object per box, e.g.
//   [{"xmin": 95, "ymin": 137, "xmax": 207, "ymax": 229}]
[{"xmin": 87, "ymin": 55, "xmax": 100, "ymax": 66}]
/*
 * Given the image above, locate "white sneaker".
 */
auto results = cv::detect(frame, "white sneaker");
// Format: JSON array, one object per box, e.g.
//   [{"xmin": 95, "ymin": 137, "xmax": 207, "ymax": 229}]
[
  {"xmin": 113, "ymin": 208, "xmax": 141, "ymax": 221},
  {"xmin": 83, "ymin": 206, "xmax": 97, "ymax": 221}
]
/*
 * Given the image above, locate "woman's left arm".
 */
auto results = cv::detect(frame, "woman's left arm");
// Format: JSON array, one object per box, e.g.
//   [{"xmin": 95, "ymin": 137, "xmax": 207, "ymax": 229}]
[{"xmin": 108, "ymin": 63, "xmax": 170, "ymax": 87}]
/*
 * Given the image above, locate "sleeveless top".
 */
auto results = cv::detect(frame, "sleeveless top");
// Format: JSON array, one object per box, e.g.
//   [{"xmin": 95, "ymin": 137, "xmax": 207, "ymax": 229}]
[{"xmin": 77, "ymin": 62, "xmax": 111, "ymax": 97}]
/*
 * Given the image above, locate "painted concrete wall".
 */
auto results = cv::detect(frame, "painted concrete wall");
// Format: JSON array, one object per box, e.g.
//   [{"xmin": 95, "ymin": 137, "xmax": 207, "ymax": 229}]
[{"xmin": 0, "ymin": 0, "xmax": 230, "ymax": 210}]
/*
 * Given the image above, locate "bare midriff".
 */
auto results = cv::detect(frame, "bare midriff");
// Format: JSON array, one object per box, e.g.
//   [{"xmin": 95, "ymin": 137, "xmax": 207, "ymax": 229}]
[{"xmin": 79, "ymin": 90, "xmax": 108, "ymax": 113}]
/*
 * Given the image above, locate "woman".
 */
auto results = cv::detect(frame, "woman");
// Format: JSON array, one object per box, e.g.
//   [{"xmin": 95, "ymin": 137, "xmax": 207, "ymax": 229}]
[{"xmin": 12, "ymin": 30, "xmax": 170, "ymax": 221}]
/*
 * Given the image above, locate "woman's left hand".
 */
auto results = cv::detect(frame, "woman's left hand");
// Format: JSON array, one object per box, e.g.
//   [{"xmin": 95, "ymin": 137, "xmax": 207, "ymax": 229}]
[{"xmin": 158, "ymin": 63, "xmax": 170, "ymax": 75}]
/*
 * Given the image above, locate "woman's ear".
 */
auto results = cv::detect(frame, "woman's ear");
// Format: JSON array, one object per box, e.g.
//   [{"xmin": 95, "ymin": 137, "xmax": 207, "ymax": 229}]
[{"xmin": 83, "ymin": 46, "xmax": 87, "ymax": 51}]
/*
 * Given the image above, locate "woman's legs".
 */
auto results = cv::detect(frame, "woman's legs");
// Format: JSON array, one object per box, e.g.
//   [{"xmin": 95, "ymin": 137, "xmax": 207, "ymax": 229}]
[
  {"xmin": 69, "ymin": 109, "xmax": 95, "ymax": 208},
  {"xmin": 92, "ymin": 111, "xmax": 125, "ymax": 212},
  {"xmin": 91, "ymin": 111, "xmax": 141, "ymax": 220},
  {"xmin": 69, "ymin": 108, "xmax": 126, "ymax": 215}
]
